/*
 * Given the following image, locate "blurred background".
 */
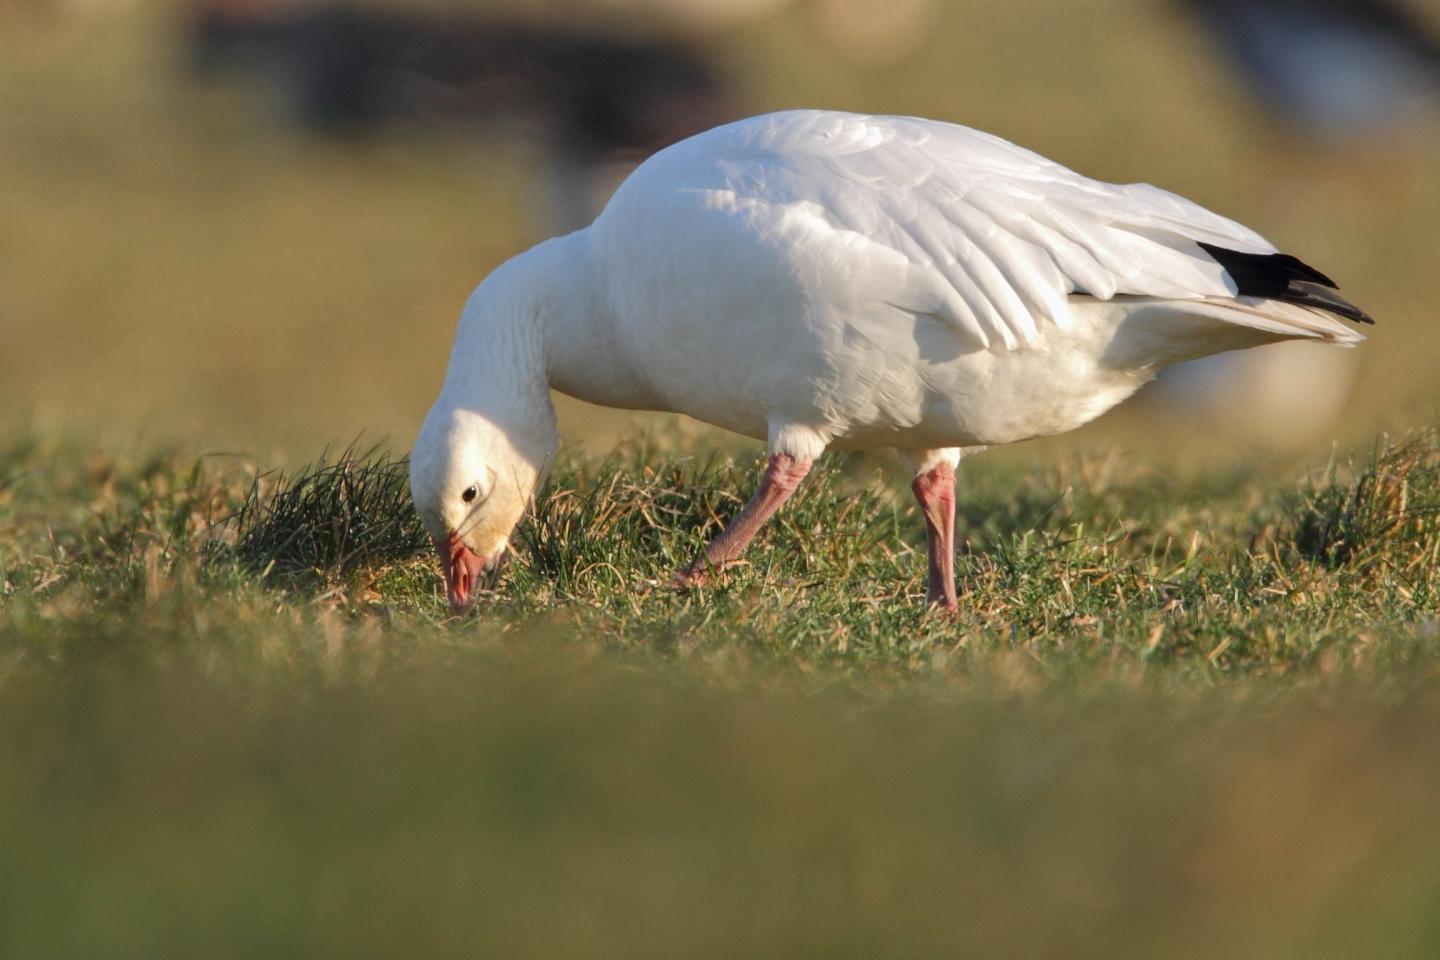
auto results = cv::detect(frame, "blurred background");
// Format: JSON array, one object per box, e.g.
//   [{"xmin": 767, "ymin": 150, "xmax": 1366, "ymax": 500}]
[{"xmin": 2, "ymin": 0, "xmax": 1438, "ymax": 462}]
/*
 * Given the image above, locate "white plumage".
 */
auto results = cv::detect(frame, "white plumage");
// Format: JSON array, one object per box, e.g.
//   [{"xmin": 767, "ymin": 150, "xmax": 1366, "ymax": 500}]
[{"xmin": 410, "ymin": 110, "xmax": 1369, "ymax": 614}]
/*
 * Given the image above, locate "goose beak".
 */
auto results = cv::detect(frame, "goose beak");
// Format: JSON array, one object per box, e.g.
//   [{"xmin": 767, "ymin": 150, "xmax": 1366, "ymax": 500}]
[{"xmin": 440, "ymin": 532, "xmax": 487, "ymax": 614}]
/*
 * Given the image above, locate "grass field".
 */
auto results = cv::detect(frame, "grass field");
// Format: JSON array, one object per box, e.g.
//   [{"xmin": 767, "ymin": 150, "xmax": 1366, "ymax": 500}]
[
  {"xmin": 5, "ymin": 1, "xmax": 1440, "ymax": 956},
  {"xmin": 4, "ymin": 434, "xmax": 1440, "ymax": 956}
]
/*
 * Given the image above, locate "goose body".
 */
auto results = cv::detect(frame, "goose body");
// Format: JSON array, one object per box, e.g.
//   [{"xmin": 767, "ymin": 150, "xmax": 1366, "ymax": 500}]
[{"xmin": 411, "ymin": 110, "xmax": 1370, "ymax": 613}]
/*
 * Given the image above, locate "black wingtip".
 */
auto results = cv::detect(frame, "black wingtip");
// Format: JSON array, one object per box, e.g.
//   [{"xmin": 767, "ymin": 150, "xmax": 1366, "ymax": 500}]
[
  {"xmin": 1196, "ymin": 241, "xmax": 1373, "ymax": 325},
  {"xmin": 1286, "ymin": 281, "xmax": 1375, "ymax": 325}
]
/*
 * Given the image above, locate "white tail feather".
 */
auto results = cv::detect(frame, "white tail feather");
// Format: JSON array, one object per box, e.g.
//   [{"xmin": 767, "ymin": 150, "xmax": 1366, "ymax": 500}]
[
  {"xmin": 1188, "ymin": 296, "xmax": 1367, "ymax": 346},
  {"xmin": 1085, "ymin": 294, "xmax": 1366, "ymax": 374}
]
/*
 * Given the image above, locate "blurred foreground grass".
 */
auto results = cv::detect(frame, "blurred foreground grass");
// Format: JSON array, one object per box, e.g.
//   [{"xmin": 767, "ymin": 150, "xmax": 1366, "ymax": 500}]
[
  {"xmin": 5, "ymin": 647, "xmax": 1439, "ymax": 959},
  {"xmin": 3, "ymin": 432, "xmax": 1440, "ymax": 957}
]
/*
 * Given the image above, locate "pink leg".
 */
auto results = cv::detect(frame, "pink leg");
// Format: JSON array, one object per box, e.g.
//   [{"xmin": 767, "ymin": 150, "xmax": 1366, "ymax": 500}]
[
  {"xmin": 911, "ymin": 461, "xmax": 958, "ymax": 613},
  {"xmin": 678, "ymin": 453, "xmax": 813, "ymax": 584}
]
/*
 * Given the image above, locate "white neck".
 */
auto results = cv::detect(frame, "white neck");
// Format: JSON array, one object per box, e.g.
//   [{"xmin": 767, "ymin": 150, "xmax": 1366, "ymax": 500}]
[{"xmin": 437, "ymin": 230, "xmax": 605, "ymax": 441}]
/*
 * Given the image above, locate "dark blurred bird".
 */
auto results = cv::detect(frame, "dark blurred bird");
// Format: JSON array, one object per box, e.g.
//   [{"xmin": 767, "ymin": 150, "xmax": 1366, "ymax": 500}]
[
  {"xmin": 186, "ymin": 1, "xmax": 735, "ymax": 227},
  {"xmin": 1176, "ymin": 0, "xmax": 1440, "ymax": 139}
]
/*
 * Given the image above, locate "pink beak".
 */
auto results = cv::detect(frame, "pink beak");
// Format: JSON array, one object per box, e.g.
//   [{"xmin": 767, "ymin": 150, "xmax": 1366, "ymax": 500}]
[{"xmin": 440, "ymin": 532, "xmax": 487, "ymax": 614}]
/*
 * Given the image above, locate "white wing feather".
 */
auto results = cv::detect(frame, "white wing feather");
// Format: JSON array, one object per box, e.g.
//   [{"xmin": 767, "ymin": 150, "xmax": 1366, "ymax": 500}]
[{"xmin": 665, "ymin": 111, "xmax": 1278, "ymax": 350}]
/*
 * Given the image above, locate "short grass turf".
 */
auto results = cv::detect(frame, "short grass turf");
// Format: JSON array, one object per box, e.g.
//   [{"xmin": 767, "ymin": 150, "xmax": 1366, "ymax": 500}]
[{"xmin": 3, "ymin": 431, "xmax": 1440, "ymax": 958}]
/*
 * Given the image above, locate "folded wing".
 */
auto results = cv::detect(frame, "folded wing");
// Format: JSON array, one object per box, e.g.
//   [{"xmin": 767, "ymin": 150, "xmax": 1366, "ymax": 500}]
[{"xmin": 707, "ymin": 111, "xmax": 1368, "ymax": 350}]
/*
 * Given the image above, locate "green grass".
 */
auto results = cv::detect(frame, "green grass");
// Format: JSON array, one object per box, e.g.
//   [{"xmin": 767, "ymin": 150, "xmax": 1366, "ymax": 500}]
[
  {"xmin": 25, "ymin": 430, "xmax": 1434, "ymax": 675},
  {"xmin": 3, "ymin": 432, "xmax": 1440, "ymax": 957},
  {"xmin": 8, "ymin": 430, "xmax": 1440, "ymax": 680}
]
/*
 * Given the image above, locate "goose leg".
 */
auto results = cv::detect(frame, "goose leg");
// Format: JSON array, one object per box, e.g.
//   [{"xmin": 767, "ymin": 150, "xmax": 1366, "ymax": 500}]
[
  {"xmin": 911, "ymin": 459, "xmax": 958, "ymax": 613},
  {"xmin": 678, "ymin": 453, "xmax": 813, "ymax": 584}
]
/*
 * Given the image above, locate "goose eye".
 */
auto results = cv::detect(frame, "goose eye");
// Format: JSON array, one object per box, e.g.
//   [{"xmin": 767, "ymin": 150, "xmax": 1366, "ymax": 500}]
[{"xmin": 461, "ymin": 485, "xmax": 478, "ymax": 504}]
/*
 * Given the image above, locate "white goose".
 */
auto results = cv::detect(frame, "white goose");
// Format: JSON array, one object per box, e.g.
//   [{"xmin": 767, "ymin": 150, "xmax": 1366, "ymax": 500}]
[{"xmin": 410, "ymin": 110, "xmax": 1370, "ymax": 614}]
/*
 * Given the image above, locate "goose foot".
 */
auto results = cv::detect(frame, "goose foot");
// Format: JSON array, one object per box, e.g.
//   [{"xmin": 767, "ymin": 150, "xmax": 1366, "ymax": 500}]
[
  {"xmin": 927, "ymin": 597, "xmax": 962, "ymax": 620},
  {"xmin": 669, "ymin": 566, "xmax": 713, "ymax": 590}
]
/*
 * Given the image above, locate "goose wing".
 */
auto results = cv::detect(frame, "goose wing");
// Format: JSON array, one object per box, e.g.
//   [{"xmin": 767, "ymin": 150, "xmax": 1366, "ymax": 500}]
[{"xmin": 690, "ymin": 110, "xmax": 1364, "ymax": 350}]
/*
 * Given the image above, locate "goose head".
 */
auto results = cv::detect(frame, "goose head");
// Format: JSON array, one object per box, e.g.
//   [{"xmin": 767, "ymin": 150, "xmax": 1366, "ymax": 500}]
[{"xmin": 409, "ymin": 402, "xmax": 554, "ymax": 613}]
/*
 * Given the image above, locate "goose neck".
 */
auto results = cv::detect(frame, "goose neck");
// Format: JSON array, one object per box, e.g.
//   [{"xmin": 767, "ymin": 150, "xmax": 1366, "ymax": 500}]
[{"xmin": 443, "ymin": 232, "xmax": 596, "ymax": 418}]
